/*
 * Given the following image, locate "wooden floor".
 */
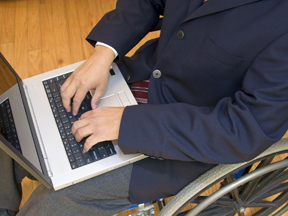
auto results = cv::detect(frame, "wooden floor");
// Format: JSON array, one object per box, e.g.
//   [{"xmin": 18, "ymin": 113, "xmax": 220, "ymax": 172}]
[
  {"xmin": 0, "ymin": 0, "xmax": 159, "ymax": 215},
  {"xmin": 1, "ymin": 0, "xmax": 288, "ymax": 215}
]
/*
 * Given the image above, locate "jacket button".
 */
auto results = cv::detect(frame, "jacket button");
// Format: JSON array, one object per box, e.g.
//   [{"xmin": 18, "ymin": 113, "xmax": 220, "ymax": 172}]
[
  {"xmin": 177, "ymin": 30, "xmax": 184, "ymax": 40},
  {"xmin": 153, "ymin": 69, "xmax": 161, "ymax": 78}
]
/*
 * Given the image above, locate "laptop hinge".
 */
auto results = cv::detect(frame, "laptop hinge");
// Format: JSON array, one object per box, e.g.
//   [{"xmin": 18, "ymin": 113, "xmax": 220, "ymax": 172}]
[{"xmin": 23, "ymin": 84, "xmax": 53, "ymax": 178}]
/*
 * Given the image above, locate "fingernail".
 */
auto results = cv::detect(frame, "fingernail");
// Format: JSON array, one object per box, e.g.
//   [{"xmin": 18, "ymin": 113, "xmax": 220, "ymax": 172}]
[
  {"xmin": 82, "ymin": 149, "xmax": 87, "ymax": 154},
  {"xmin": 72, "ymin": 111, "xmax": 76, "ymax": 116},
  {"xmin": 93, "ymin": 104, "xmax": 97, "ymax": 109}
]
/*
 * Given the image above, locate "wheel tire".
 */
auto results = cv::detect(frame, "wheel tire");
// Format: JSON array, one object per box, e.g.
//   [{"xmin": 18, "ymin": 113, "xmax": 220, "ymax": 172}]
[{"xmin": 158, "ymin": 138, "xmax": 288, "ymax": 216}]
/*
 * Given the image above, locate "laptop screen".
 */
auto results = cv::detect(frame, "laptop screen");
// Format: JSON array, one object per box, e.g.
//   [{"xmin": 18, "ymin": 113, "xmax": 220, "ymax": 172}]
[
  {"xmin": 0, "ymin": 55, "xmax": 23, "ymax": 154},
  {"xmin": 0, "ymin": 57, "xmax": 18, "ymax": 95},
  {"xmin": 0, "ymin": 53, "xmax": 52, "ymax": 188}
]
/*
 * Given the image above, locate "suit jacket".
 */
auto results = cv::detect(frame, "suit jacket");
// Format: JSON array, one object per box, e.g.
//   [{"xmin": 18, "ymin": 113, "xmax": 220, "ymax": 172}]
[{"xmin": 86, "ymin": 0, "xmax": 288, "ymax": 203}]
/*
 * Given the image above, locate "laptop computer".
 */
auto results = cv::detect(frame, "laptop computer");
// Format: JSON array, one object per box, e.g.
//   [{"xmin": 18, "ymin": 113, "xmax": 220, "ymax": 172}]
[{"xmin": 0, "ymin": 52, "xmax": 146, "ymax": 190}]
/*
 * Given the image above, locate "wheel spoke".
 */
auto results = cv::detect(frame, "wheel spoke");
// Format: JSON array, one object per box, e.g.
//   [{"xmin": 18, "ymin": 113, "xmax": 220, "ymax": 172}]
[
  {"xmin": 240, "ymin": 156, "xmax": 274, "ymax": 201},
  {"xmin": 247, "ymin": 169, "xmax": 288, "ymax": 202},
  {"xmin": 273, "ymin": 203, "xmax": 288, "ymax": 216},
  {"xmin": 196, "ymin": 206, "xmax": 235, "ymax": 216},
  {"xmin": 253, "ymin": 190, "xmax": 288, "ymax": 216},
  {"xmin": 227, "ymin": 174, "xmax": 241, "ymax": 204},
  {"xmin": 253, "ymin": 182, "xmax": 288, "ymax": 201},
  {"xmin": 245, "ymin": 200, "xmax": 277, "ymax": 208},
  {"xmin": 192, "ymin": 196, "xmax": 238, "ymax": 208}
]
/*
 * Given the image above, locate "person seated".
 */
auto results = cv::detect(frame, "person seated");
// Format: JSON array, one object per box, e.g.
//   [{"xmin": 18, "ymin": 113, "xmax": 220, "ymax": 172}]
[{"xmin": 2, "ymin": 0, "xmax": 288, "ymax": 215}]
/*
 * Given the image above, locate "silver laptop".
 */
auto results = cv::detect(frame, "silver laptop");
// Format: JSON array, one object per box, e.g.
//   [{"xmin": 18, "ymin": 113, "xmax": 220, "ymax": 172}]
[{"xmin": 0, "ymin": 53, "xmax": 146, "ymax": 190}]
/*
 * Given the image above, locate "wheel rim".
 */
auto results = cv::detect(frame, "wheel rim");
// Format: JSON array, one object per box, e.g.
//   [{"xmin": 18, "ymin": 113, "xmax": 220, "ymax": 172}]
[{"xmin": 184, "ymin": 157, "xmax": 288, "ymax": 216}]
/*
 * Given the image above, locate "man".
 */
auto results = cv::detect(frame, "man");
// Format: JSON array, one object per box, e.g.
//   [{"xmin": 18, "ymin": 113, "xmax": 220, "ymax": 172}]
[{"xmin": 2, "ymin": 0, "xmax": 288, "ymax": 215}]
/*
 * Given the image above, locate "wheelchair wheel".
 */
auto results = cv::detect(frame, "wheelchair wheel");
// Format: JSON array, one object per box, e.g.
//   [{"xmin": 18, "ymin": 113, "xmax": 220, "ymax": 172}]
[{"xmin": 158, "ymin": 138, "xmax": 288, "ymax": 216}]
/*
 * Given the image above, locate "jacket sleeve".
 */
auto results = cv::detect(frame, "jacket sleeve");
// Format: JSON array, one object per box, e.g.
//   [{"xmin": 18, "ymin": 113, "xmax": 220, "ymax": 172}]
[
  {"xmin": 118, "ymin": 32, "xmax": 288, "ymax": 164},
  {"xmin": 86, "ymin": 0, "xmax": 165, "ymax": 60}
]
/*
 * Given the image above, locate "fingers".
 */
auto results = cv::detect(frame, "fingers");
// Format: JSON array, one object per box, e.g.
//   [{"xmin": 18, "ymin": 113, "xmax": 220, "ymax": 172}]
[
  {"xmin": 60, "ymin": 77, "xmax": 74, "ymax": 112},
  {"xmin": 71, "ymin": 107, "xmax": 124, "ymax": 153},
  {"xmin": 72, "ymin": 117, "xmax": 101, "ymax": 153},
  {"xmin": 91, "ymin": 87, "xmax": 105, "ymax": 110},
  {"xmin": 71, "ymin": 118, "xmax": 90, "ymax": 142},
  {"xmin": 90, "ymin": 73, "xmax": 109, "ymax": 109},
  {"xmin": 60, "ymin": 45, "xmax": 114, "ymax": 115},
  {"xmin": 72, "ymin": 88, "xmax": 89, "ymax": 115},
  {"xmin": 83, "ymin": 135, "xmax": 99, "ymax": 153}
]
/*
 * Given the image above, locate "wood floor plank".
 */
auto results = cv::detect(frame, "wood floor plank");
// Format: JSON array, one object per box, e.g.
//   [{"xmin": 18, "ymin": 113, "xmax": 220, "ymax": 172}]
[
  {"xmin": 1, "ymin": 0, "xmax": 15, "ymax": 44},
  {"xmin": 28, "ymin": 49, "xmax": 42, "ymax": 77},
  {"xmin": 100, "ymin": 0, "xmax": 117, "ymax": 13},
  {"xmin": 76, "ymin": 0, "xmax": 93, "ymax": 28},
  {"xmin": 14, "ymin": 0, "xmax": 28, "ymax": 79},
  {"xmin": 28, "ymin": 0, "xmax": 41, "ymax": 51},
  {"xmin": 65, "ymin": 0, "xmax": 86, "ymax": 63},
  {"xmin": 0, "ymin": 1, "xmax": 3, "ymax": 45},
  {"xmin": 51, "ymin": 0, "xmax": 72, "ymax": 68},
  {"xmin": 80, "ymin": 25, "xmax": 95, "ymax": 59},
  {"xmin": 39, "ymin": 1, "xmax": 57, "ymax": 73},
  {"xmin": 19, "ymin": 177, "xmax": 42, "ymax": 210},
  {"xmin": 88, "ymin": 0, "xmax": 109, "ymax": 26},
  {"xmin": 0, "ymin": 43, "xmax": 15, "ymax": 69}
]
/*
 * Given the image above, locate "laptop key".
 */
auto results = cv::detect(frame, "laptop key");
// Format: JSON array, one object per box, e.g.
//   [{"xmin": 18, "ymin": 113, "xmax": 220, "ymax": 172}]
[
  {"xmin": 106, "ymin": 146, "xmax": 116, "ymax": 156},
  {"xmin": 60, "ymin": 112, "xmax": 67, "ymax": 119},
  {"xmin": 67, "ymin": 134, "xmax": 75, "ymax": 142},
  {"xmin": 98, "ymin": 147, "xmax": 108, "ymax": 159},
  {"xmin": 64, "ymin": 144, "xmax": 71, "ymax": 151},
  {"xmin": 74, "ymin": 152, "xmax": 83, "ymax": 161},
  {"xmin": 54, "ymin": 96, "xmax": 61, "ymax": 103},
  {"xmin": 62, "ymin": 117, "xmax": 69, "ymax": 124},
  {"xmin": 48, "ymin": 78, "xmax": 55, "ymax": 84},
  {"xmin": 49, "ymin": 83, "xmax": 57, "ymax": 93},
  {"xmin": 56, "ymin": 80, "xmax": 65, "ymax": 89},
  {"xmin": 52, "ymin": 92, "xmax": 60, "ymax": 98},
  {"xmin": 63, "ymin": 123, "xmax": 71, "ymax": 130},
  {"xmin": 83, "ymin": 152, "xmax": 93, "ymax": 164},
  {"xmin": 90, "ymin": 149, "xmax": 100, "ymax": 161},
  {"xmin": 68, "ymin": 155, "xmax": 75, "ymax": 163},
  {"xmin": 71, "ymin": 162, "xmax": 77, "ymax": 169},
  {"xmin": 76, "ymin": 159, "xmax": 85, "ymax": 167},
  {"xmin": 72, "ymin": 146, "xmax": 80, "ymax": 154},
  {"xmin": 69, "ymin": 140, "xmax": 78, "ymax": 148}
]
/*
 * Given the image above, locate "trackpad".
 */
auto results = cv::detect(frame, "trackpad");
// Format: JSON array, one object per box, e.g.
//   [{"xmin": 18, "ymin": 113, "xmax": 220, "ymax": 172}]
[{"xmin": 98, "ymin": 95, "xmax": 120, "ymax": 107}]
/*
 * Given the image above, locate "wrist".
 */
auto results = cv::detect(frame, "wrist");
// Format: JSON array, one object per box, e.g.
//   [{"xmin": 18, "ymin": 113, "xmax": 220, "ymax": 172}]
[{"xmin": 92, "ymin": 45, "xmax": 115, "ymax": 64}]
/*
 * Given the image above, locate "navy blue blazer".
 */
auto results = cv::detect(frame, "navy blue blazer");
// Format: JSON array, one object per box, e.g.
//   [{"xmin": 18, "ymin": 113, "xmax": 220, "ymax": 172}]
[{"xmin": 86, "ymin": 0, "xmax": 288, "ymax": 203}]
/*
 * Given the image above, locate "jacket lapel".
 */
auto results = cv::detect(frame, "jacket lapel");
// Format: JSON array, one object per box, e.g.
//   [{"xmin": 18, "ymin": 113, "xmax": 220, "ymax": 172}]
[{"xmin": 184, "ymin": 0, "xmax": 261, "ymax": 23}]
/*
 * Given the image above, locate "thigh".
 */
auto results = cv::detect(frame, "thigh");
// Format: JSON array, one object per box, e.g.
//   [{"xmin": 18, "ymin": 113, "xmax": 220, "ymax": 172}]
[{"xmin": 18, "ymin": 164, "xmax": 134, "ymax": 216}]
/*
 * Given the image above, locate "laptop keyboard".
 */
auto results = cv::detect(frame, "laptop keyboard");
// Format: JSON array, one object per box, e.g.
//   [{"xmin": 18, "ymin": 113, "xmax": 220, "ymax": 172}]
[
  {"xmin": 0, "ymin": 98, "xmax": 22, "ymax": 153},
  {"xmin": 43, "ymin": 72, "xmax": 116, "ymax": 170}
]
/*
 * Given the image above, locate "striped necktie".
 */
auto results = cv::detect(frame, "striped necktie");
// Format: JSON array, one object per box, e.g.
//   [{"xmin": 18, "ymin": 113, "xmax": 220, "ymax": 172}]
[
  {"xmin": 131, "ymin": 0, "xmax": 208, "ymax": 104},
  {"xmin": 131, "ymin": 80, "xmax": 150, "ymax": 104}
]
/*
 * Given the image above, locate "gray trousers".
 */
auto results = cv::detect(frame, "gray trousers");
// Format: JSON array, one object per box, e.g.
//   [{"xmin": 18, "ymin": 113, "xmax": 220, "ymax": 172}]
[{"xmin": 0, "ymin": 149, "xmax": 134, "ymax": 216}]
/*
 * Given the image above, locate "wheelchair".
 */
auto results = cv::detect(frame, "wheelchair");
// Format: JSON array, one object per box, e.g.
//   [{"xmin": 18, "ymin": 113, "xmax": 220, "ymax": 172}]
[{"xmin": 128, "ymin": 138, "xmax": 288, "ymax": 216}]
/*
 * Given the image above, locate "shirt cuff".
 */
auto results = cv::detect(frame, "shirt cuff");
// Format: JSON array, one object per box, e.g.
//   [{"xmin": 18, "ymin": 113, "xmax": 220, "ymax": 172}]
[{"xmin": 96, "ymin": 42, "xmax": 118, "ymax": 59}]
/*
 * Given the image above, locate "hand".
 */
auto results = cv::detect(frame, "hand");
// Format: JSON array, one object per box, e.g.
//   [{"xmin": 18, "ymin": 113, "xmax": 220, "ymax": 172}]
[
  {"xmin": 61, "ymin": 45, "xmax": 115, "ymax": 116},
  {"xmin": 71, "ymin": 107, "xmax": 125, "ymax": 152}
]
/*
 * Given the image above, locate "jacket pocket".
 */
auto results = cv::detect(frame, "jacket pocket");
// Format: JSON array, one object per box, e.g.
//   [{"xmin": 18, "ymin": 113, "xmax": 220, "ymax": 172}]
[{"xmin": 202, "ymin": 37, "xmax": 244, "ymax": 67}]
